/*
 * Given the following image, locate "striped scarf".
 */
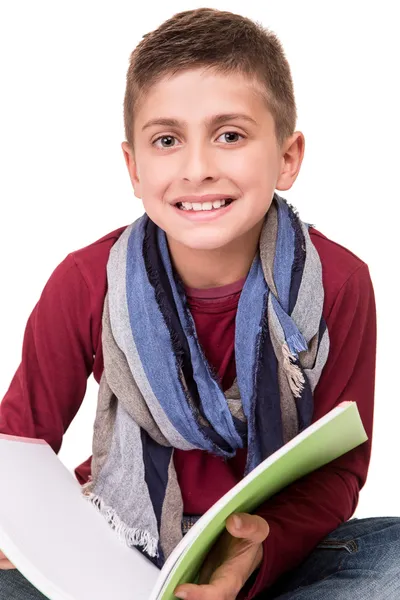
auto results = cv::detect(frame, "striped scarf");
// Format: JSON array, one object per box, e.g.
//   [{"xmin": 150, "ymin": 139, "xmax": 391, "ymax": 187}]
[{"xmin": 83, "ymin": 193, "xmax": 330, "ymax": 566}]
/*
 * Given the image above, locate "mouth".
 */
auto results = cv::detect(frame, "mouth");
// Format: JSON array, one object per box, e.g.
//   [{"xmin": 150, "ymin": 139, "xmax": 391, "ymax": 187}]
[
  {"xmin": 174, "ymin": 197, "xmax": 235, "ymax": 212},
  {"xmin": 171, "ymin": 196, "xmax": 236, "ymax": 222}
]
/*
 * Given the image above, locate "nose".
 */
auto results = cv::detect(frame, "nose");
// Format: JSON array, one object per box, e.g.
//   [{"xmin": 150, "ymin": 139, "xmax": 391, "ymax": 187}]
[{"xmin": 181, "ymin": 141, "xmax": 218, "ymax": 185}]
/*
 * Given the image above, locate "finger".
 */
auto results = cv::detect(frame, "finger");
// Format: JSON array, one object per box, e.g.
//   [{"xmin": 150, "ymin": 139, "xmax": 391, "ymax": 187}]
[
  {"xmin": 175, "ymin": 576, "xmax": 241, "ymax": 600},
  {"xmin": 225, "ymin": 513, "xmax": 270, "ymax": 543},
  {"xmin": 198, "ymin": 557, "xmax": 217, "ymax": 585},
  {"xmin": 174, "ymin": 582, "xmax": 219, "ymax": 600},
  {"xmin": 197, "ymin": 533, "xmax": 227, "ymax": 585},
  {"xmin": 0, "ymin": 559, "xmax": 16, "ymax": 570}
]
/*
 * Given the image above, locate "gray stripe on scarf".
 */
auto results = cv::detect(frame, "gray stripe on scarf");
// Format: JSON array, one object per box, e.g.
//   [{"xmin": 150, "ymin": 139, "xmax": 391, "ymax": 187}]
[
  {"xmin": 225, "ymin": 378, "xmax": 246, "ymax": 421},
  {"xmin": 89, "ymin": 401, "xmax": 160, "ymax": 556},
  {"xmin": 259, "ymin": 201, "xmax": 279, "ymax": 297},
  {"xmin": 268, "ymin": 265, "xmax": 328, "ymax": 399},
  {"xmin": 300, "ymin": 331, "xmax": 319, "ymax": 370},
  {"xmin": 159, "ymin": 452, "xmax": 184, "ymax": 558},
  {"xmin": 89, "ymin": 375, "xmax": 117, "ymax": 484},
  {"xmin": 304, "ymin": 328, "xmax": 330, "ymax": 392},
  {"xmin": 268, "ymin": 295, "xmax": 299, "ymax": 442},
  {"xmin": 291, "ymin": 222, "xmax": 324, "ymax": 343}
]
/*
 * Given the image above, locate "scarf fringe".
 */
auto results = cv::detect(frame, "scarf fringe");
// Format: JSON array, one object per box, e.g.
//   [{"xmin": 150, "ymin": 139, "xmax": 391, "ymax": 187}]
[
  {"xmin": 282, "ymin": 342, "xmax": 305, "ymax": 398},
  {"xmin": 84, "ymin": 492, "xmax": 159, "ymax": 558}
]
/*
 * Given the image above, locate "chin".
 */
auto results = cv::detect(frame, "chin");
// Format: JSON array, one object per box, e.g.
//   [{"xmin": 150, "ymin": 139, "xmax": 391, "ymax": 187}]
[{"xmin": 171, "ymin": 229, "xmax": 238, "ymax": 251}]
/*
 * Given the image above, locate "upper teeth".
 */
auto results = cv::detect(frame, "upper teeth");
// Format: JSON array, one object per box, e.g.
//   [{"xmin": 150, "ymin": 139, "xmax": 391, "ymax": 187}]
[{"xmin": 179, "ymin": 199, "xmax": 228, "ymax": 211}]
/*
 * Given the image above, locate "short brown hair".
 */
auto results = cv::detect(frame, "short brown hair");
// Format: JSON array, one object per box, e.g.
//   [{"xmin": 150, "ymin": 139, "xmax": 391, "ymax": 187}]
[{"xmin": 123, "ymin": 8, "xmax": 297, "ymax": 148}]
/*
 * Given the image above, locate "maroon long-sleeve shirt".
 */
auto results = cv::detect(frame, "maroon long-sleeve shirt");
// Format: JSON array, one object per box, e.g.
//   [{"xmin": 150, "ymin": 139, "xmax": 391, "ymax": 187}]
[{"xmin": 0, "ymin": 224, "xmax": 376, "ymax": 598}]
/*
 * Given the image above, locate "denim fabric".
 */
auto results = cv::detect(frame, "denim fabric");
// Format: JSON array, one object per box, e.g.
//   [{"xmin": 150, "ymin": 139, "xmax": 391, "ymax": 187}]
[
  {"xmin": 1, "ymin": 517, "xmax": 399, "ymax": 599},
  {"xmin": 0, "ymin": 569, "xmax": 46, "ymax": 599},
  {"xmin": 263, "ymin": 517, "xmax": 400, "ymax": 599}
]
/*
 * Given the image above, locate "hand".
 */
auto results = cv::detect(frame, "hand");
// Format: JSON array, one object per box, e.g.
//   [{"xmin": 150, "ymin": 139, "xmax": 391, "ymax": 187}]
[
  {"xmin": 174, "ymin": 513, "xmax": 269, "ymax": 600},
  {"xmin": 0, "ymin": 550, "xmax": 15, "ymax": 570}
]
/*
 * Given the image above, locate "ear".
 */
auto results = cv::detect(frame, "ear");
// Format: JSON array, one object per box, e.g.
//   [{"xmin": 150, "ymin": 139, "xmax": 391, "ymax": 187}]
[
  {"xmin": 275, "ymin": 131, "xmax": 305, "ymax": 191},
  {"xmin": 121, "ymin": 141, "xmax": 142, "ymax": 199}
]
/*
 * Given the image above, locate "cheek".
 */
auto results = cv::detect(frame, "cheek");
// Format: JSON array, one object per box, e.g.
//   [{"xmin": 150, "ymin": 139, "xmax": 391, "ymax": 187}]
[
  {"xmin": 222, "ymin": 145, "xmax": 278, "ymax": 187},
  {"xmin": 137, "ymin": 160, "xmax": 171, "ymax": 200}
]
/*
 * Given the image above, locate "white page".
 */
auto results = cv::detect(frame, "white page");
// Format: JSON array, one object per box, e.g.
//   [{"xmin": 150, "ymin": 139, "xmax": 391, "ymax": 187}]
[{"xmin": 0, "ymin": 436, "xmax": 159, "ymax": 600}]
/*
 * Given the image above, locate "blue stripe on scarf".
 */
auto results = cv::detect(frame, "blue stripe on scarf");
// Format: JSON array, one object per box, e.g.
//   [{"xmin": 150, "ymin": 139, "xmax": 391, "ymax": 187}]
[
  {"xmin": 294, "ymin": 362, "xmax": 313, "ymax": 431},
  {"xmin": 253, "ymin": 309, "xmax": 284, "ymax": 468},
  {"xmin": 157, "ymin": 227, "xmax": 244, "ymax": 452},
  {"xmin": 143, "ymin": 220, "xmax": 204, "ymax": 417},
  {"xmin": 141, "ymin": 429, "xmax": 171, "ymax": 567},
  {"xmin": 244, "ymin": 290, "xmax": 285, "ymax": 473},
  {"xmin": 271, "ymin": 297, "xmax": 308, "ymax": 356},
  {"xmin": 318, "ymin": 316, "xmax": 327, "ymax": 345},
  {"xmin": 273, "ymin": 198, "xmax": 295, "ymax": 313},
  {"xmin": 235, "ymin": 254, "xmax": 276, "ymax": 469},
  {"xmin": 125, "ymin": 218, "xmax": 215, "ymax": 451}
]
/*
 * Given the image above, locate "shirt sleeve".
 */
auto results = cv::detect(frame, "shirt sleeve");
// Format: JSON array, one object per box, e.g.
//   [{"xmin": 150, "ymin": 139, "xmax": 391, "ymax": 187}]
[
  {"xmin": 0, "ymin": 255, "xmax": 94, "ymax": 453},
  {"xmin": 244, "ymin": 263, "xmax": 376, "ymax": 598}
]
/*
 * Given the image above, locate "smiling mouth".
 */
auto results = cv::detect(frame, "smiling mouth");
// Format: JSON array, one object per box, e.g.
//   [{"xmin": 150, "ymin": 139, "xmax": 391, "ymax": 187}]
[{"xmin": 176, "ymin": 198, "xmax": 234, "ymax": 211}]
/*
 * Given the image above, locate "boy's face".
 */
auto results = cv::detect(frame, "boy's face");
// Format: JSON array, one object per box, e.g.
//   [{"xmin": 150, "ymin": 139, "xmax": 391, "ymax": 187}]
[{"xmin": 122, "ymin": 69, "xmax": 303, "ymax": 252}]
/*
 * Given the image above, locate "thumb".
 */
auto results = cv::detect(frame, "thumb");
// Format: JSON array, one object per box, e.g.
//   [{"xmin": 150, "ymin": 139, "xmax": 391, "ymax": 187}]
[
  {"xmin": 0, "ymin": 552, "xmax": 16, "ymax": 570},
  {"xmin": 226, "ymin": 513, "xmax": 270, "ymax": 543}
]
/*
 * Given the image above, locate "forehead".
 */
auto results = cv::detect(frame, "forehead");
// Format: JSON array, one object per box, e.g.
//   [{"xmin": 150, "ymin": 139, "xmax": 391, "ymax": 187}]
[{"xmin": 134, "ymin": 68, "xmax": 273, "ymax": 128}]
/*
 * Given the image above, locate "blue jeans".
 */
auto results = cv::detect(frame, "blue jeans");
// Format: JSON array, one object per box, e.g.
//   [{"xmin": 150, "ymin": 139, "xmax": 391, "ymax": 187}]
[
  {"xmin": 262, "ymin": 517, "xmax": 400, "ymax": 599},
  {"xmin": 1, "ymin": 517, "xmax": 399, "ymax": 599}
]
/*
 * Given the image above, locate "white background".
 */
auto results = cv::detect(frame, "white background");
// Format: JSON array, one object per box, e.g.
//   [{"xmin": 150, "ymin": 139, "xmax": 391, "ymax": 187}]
[{"xmin": 0, "ymin": 1, "xmax": 399, "ymax": 518}]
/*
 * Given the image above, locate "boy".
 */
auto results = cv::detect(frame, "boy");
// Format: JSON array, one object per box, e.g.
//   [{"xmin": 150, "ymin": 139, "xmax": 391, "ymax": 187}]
[{"xmin": 1, "ymin": 7, "xmax": 399, "ymax": 600}]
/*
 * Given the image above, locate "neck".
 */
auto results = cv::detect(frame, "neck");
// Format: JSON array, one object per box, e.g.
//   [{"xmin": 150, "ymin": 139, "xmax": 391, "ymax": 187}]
[{"xmin": 167, "ymin": 220, "xmax": 264, "ymax": 289}]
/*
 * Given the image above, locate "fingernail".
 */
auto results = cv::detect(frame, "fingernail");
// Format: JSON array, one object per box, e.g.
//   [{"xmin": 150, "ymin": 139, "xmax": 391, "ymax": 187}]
[
  {"xmin": 175, "ymin": 592, "xmax": 187, "ymax": 599},
  {"xmin": 233, "ymin": 514, "xmax": 242, "ymax": 529}
]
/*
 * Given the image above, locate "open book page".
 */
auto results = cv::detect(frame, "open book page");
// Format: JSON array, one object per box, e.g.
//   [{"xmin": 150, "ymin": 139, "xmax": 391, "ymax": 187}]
[{"xmin": 0, "ymin": 435, "xmax": 159, "ymax": 600}]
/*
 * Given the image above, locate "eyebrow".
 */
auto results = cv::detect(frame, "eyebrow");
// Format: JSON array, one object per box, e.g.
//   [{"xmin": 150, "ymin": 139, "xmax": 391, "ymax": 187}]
[{"xmin": 141, "ymin": 113, "xmax": 258, "ymax": 131}]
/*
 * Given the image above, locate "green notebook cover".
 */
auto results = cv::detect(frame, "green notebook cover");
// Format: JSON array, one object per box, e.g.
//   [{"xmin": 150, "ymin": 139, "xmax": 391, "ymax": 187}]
[{"xmin": 154, "ymin": 401, "xmax": 367, "ymax": 600}]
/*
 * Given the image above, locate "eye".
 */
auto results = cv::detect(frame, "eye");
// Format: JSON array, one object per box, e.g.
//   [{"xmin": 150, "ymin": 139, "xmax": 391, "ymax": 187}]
[
  {"xmin": 152, "ymin": 135, "xmax": 179, "ymax": 149},
  {"xmin": 216, "ymin": 131, "xmax": 244, "ymax": 144},
  {"xmin": 152, "ymin": 131, "xmax": 244, "ymax": 148}
]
